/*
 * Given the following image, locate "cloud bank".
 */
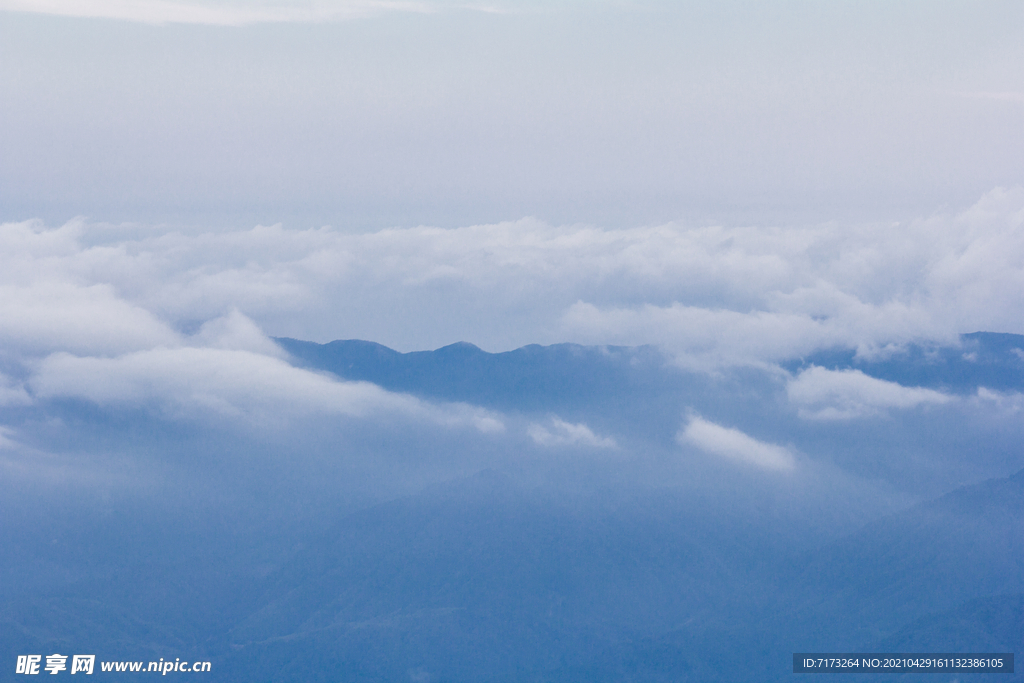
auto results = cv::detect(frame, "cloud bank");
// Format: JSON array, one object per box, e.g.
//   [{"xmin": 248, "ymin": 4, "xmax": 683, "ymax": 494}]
[
  {"xmin": 0, "ymin": 187, "xmax": 1022, "ymax": 436},
  {"xmin": 5, "ymin": 188, "xmax": 1024, "ymax": 368},
  {"xmin": 787, "ymin": 367, "xmax": 953, "ymax": 420},
  {"xmin": 678, "ymin": 416, "xmax": 795, "ymax": 472},
  {"xmin": 20, "ymin": 306, "xmax": 505, "ymax": 434},
  {"xmin": 30, "ymin": 346, "xmax": 498, "ymax": 432},
  {"xmin": 0, "ymin": 0, "xmax": 527, "ymax": 25},
  {"xmin": 2, "ymin": 192, "xmax": 1023, "ymax": 509}
]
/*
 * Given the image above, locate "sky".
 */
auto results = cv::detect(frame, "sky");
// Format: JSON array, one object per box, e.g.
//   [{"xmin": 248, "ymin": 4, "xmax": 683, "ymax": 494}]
[{"xmin": 2, "ymin": 1, "xmax": 1023, "ymax": 230}]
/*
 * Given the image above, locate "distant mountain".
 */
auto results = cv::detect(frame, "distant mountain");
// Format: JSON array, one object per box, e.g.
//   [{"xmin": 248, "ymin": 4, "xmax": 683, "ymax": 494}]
[
  {"xmin": 274, "ymin": 337, "xmax": 675, "ymax": 410},
  {"xmin": 279, "ymin": 333, "xmax": 1024, "ymax": 401},
  {"xmin": 872, "ymin": 593, "xmax": 1024, "ymax": 654},
  {"xmin": 273, "ymin": 337, "xmax": 713, "ymax": 447},
  {"xmin": 782, "ymin": 466, "xmax": 1024, "ymax": 667},
  {"xmin": 5, "ymin": 334, "xmax": 1024, "ymax": 682},
  {"xmin": 214, "ymin": 465, "xmax": 1024, "ymax": 682},
  {"xmin": 783, "ymin": 595, "xmax": 1024, "ymax": 683},
  {"xmin": 8, "ymin": 464, "xmax": 1021, "ymax": 682},
  {"xmin": 783, "ymin": 332, "xmax": 1024, "ymax": 393},
  {"xmin": 215, "ymin": 470, "xmax": 804, "ymax": 682}
]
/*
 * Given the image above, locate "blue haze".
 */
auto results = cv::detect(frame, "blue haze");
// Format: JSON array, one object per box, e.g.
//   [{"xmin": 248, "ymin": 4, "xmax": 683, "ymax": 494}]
[{"xmin": 2, "ymin": 333, "xmax": 1024, "ymax": 680}]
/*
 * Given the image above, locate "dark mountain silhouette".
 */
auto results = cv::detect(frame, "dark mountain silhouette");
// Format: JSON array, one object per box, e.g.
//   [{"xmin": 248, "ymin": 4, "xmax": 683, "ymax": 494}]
[{"xmin": 273, "ymin": 337, "xmax": 685, "ymax": 418}]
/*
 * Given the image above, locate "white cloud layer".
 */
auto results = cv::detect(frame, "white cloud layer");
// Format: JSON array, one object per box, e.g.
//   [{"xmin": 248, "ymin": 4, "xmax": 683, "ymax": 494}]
[
  {"xmin": 678, "ymin": 416, "xmax": 795, "ymax": 472},
  {"xmin": 1, "ymin": 187, "xmax": 1023, "ymax": 388},
  {"xmin": 0, "ymin": 282, "xmax": 180, "ymax": 356},
  {"xmin": 0, "ymin": 213, "xmax": 504, "ymax": 427},
  {"xmin": 786, "ymin": 367, "xmax": 953, "ymax": 420},
  {"xmin": 30, "ymin": 344, "xmax": 504, "ymax": 432},
  {"xmin": 527, "ymin": 417, "xmax": 616, "ymax": 449}
]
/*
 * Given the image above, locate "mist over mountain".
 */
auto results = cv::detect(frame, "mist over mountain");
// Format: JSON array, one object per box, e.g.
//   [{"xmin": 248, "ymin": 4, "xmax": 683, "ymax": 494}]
[
  {"xmin": 3, "ymin": 333, "xmax": 1023, "ymax": 681},
  {"xmin": 785, "ymin": 332, "xmax": 1024, "ymax": 394}
]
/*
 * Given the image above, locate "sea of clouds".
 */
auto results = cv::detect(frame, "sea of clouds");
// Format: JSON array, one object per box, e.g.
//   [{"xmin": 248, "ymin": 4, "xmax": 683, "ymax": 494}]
[
  {"xmin": 1, "ymin": 188, "xmax": 1023, "ymax": 504},
  {"xmin": 3, "ymin": 186, "xmax": 1023, "ymax": 359}
]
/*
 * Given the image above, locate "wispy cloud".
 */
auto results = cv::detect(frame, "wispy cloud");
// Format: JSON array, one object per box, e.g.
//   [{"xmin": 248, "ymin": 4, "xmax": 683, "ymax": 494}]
[
  {"xmin": 0, "ymin": 425, "xmax": 20, "ymax": 449},
  {"xmin": 527, "ymin": 417, "xmax": 616, "ymax": 448},
  {"xmin": 0, "ymin": 0, "xmax": 535, "ymax": 25},
  {"xmin": 561, "ymin": 299, "xmax": 941, "ymax": 371},
  {"xmin": 6, "ymin": 300, "xmax": 505, "ymax": 433},
  {"xmin": 974, "ymin": 386, "xmax": 1024, "ymax": 414},
  {"xmin": 0, "ymin": 373, "xmax": 32, "ymax": 407},
  {"xmin": 677, "ymin": 416, "xmax": 795, "ymax": 471},
  {"xmin": 0, "ymin": 0, "xmax": 432, "ymax": 25},
  {"xmin": 30, "ymin": 342, "xmax": 505, "ymax": 432},
  {"xmin": 787, "ymin": 366, "xmax": 952, "ymax": 420}
]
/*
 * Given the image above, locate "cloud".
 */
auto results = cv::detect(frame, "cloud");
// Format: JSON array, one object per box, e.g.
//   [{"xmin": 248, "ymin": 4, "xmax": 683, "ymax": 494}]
[
  {"xmin": 0, "ymin": 216, "xmax": 512, "ymax": 434},
  {"xmin": 973, "ymin": 387, "xmax": 1024, "ymax": 414},
  {"xmin": 191, "ymin": 309, "xmax": 287, "ymax": 357},
  {"xmin": 0, "ymin": 426, "xmax": 18, "ymax": 449},
  {"xmin": 527, "ymin": 417, "xmax": 616, "ymax": 448},
  {"xmin": 0, "ymin": 0, "xmax": 432, "ymax": 25},
  {"xmin": 29, "ymin": 345, "xmax": 504, "ymax": 432},
  {"xmin": 560, "ymin": 299, "xmax": 944, "ymax": 371},
  {"xmin": 787, "ymin": 366, "xmax": 953, "ymax": 420},
  {"xmin": 3, "ymin": 187, "xmax": 1024, "ymax": 373},
  {"xmin": 0, "ymin": 0, "xmax": 526, "ymax": 25},
  {"xmin": 556, "ymin": 188, "xmax": 1024, "ymax": 367},
  {"xmin": 677, "ymin": 416, "xmax": 795, "ymax": 471},
  {"xmin": 0, "ymin": 283, "xmax": 181, "ymax": 357},
  {"xmin": 0, "ymin": 373, "xmax": 32, "ymax": 407}
]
